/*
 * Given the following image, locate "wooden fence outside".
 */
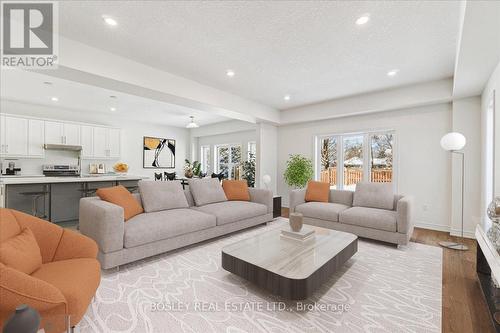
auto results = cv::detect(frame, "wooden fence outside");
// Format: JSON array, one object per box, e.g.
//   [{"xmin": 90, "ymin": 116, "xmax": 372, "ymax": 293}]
[{"xmin": 320, "ymin": 167, "xmax": 392, "ymax": 186}]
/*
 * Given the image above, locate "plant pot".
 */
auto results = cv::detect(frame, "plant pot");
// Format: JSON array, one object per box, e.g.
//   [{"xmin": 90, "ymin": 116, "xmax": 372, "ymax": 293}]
[
  {"xmin": 184, "ymin": 170, "xmax": 194, "ymax": 178},
  {"xmin": 289, "ymin": 212, "xmax": 303, "ymax": 232}
]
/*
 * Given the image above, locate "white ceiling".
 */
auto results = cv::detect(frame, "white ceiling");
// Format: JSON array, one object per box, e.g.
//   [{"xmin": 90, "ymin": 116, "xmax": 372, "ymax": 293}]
[
  {"xmin": 0, "ymin": 70, "xmax": 229, "ymax": 127},
  {"xmin": 58, "ymin": 1, "xmax": 460, "ymax": 109}
]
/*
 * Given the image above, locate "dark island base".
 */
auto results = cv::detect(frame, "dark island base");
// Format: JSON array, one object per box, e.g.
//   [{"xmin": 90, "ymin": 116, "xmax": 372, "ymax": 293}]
[
  {"xmin": 477, "ymin": 243, "xmax": 500, "ymax": 332},
  {"xmin": 222, "ymin": 240, "xmax": 357, "ymax": 300}
]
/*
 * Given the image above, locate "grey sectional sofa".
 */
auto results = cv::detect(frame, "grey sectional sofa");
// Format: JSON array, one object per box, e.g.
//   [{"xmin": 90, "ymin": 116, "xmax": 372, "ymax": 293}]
[
  {"xmin": 80, "ymin": 180, "xmax": 273, "ymax": 269},
  {"xmin": 289, "ymin": 183, "xmax": 414, "ymax": 245}
]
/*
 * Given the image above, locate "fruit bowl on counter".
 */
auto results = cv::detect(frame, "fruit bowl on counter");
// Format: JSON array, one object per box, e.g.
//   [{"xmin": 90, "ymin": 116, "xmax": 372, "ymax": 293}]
[{"xmin": 113, "ymin": 162, "xmax": 129, "ymax": 175}]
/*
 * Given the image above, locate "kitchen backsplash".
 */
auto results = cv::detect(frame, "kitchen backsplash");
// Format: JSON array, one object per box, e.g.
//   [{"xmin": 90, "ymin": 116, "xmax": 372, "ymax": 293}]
[{"xmin": 0, "ymin": 150, "xmax": 118, "ymax": 175}]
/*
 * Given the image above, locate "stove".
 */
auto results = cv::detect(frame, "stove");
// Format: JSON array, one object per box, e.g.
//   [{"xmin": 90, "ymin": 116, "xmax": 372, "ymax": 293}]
[{"xmin": 42, "ymin": 164, "xmax": 80, "ymax": 177}]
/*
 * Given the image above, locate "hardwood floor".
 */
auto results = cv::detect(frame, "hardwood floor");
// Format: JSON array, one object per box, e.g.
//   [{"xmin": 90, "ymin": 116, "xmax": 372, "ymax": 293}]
[{"xmin": 280, "ymin": 208, "xmax": 494, "ymax": 333}]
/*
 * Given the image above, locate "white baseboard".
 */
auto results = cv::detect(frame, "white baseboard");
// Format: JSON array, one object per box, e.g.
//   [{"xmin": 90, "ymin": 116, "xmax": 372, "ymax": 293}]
[{"xmin": 415, "ymin": 221, "xmax": 475, "ymax": 239}]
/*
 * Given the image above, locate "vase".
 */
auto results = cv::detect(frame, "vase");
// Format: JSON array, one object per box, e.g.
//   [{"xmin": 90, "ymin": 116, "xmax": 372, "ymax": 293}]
[
  {"xmin": 487, "ymin": 197, "xmax": 500, "ymax": 224},
  {"xmin": 289, "ymin": 212, "xmax": 303, "ymax": 232},
  {"xmin": 3, "ymin": 304, "xmax": 40, "ymax": 333},
  {"xmin": 185, "ymin": 170, "xmax": 194, "ymax": 178}
]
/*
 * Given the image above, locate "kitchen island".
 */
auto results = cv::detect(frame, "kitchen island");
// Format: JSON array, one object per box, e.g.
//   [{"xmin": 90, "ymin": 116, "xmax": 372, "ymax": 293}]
[{"xmin": 0, "ymin": 174, "xmax": 148, "ymax": 226}]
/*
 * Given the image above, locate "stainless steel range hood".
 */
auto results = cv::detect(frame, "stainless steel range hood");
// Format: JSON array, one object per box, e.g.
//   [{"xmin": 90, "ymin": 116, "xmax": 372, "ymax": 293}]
[{"xmin": 43, "ymin": 144, "xmax": 82, "ymax": 151}]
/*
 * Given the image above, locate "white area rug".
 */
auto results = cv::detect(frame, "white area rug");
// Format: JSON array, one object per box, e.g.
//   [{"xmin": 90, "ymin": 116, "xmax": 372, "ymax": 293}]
[{"xmin": 79, "ymin": 218, "xmax": 442, "ymax": 333}]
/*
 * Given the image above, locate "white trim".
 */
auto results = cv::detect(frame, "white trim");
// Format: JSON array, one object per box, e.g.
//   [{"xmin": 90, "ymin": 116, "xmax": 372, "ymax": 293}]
[
  {"xmin": 415, "ymin": 221, "xmax": 476, "ymax": 239},
  {"xmin": 314, "ymin": 129, "xmax": 396, "ymax": 191}
]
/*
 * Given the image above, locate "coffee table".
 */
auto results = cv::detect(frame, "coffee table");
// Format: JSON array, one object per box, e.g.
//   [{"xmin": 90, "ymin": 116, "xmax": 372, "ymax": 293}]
[{"xmin": 222, "ymin": 225, "xmax": 358, "ymax": 300}]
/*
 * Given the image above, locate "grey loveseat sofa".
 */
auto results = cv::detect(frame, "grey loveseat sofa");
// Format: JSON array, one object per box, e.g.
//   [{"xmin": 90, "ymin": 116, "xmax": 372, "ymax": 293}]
[
  {"xmin": 289, "ymin": 183, "xmax": 414, "ymax": 245},
  {"xmin": 80, "ymin": 179, "xmax": 273, "ymax": 269}
]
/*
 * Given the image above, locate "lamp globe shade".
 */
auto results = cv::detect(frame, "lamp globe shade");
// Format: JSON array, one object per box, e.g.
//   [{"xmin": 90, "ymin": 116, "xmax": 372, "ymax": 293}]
[
  {"xmin": 440, "ymin": 132, "xmax": 466, "ymax": 151},
  {"xmin": 262, "ymin": 174, "xmax": 271, "ymax": 185}
]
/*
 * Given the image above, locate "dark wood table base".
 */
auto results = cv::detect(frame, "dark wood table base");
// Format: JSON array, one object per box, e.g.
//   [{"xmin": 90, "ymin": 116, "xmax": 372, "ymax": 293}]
[{"xmin": 222, "ymin": 239, "xmax": 357, "ymax": 300}]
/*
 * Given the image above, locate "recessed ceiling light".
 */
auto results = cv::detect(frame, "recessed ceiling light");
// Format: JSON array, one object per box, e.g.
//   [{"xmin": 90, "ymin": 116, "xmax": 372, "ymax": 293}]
[
  {"xmin": 355, "ymin": 14, "xmax": 370, "ymax": 25},
  {"xmin": 51, "ymin": 97, "xmax": 58, "ymax": 102},
  {"xmin": 110, "ymin": 107, "xmax": 116, "ymax": 111},
  {"xmin": 226, "ymin": 70, "xmax": 235, "ymax": 77},
  {"xmin": 284, "ymin": 94, "xmax": 291, "ymax": 101},
  {"xmin": 103, "ymin": 16, "xmax": 118, "ymax": 26},
  {"xmin": 387, "ymin": 69, "xmax": 399, "ymax": 77},
  {"xmin": 43, "ymin": 81, "xmax": 53, "ymax": 85}
]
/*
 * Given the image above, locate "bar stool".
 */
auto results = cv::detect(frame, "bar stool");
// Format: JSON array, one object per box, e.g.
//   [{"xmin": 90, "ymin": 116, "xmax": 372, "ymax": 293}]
[{"xmin": 19, "ymin": 185, "xmax": 50, "ymax": 219}]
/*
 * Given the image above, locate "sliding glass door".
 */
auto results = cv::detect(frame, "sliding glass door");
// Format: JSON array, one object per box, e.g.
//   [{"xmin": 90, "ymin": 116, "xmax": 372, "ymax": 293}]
[{"xmin": 216, "ymin": 144, "xmax": 241, "ymax": 179}]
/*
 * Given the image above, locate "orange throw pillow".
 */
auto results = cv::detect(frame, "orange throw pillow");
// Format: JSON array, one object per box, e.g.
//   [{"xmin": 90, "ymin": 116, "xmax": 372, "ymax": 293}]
[
  {"xmin": 305, "ymin": 180, "xmax": 330, "ymax": 202},
  {"xmin": 0, "ymin": 227, "xmax": 42, "ymax": 274},
  {"xmin": 222, "ymin": 180, "xmax": 250, "ymax": 201},
  {"xmin": 96, "ymin": 185, "xmax": 144, "ymax": 221}
]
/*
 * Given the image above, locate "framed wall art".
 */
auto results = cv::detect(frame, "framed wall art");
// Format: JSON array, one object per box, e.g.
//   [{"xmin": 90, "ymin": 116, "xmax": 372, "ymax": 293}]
[{"xmin": 143, "ymin": 136, "xmax": 175, "ymax": 169}]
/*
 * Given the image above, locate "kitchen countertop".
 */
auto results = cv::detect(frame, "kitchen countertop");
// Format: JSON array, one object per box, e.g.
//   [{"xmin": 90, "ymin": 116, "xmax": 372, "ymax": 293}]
[{"xmin": 0, "ymin": 174, "xmax": 148, "ymax": 185}]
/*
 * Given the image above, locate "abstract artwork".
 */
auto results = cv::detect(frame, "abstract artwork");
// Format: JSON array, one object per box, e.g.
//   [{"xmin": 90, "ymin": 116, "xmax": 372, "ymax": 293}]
[{"xmin": 143, "ymin": 136, "xmax": 175, "ymax": 168}]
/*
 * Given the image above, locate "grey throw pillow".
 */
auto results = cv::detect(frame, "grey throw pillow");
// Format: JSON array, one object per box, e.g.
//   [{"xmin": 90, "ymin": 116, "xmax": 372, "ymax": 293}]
[
  {"xmin": 352, "ymin": 182, "xmax": 394, "ymax": 210},
  {"xmin": 188, "ymin": 178, "xmax": 227, "ymax": 206},
  {"xmin": 138, "ymin": 180, "xmax": 189, "ymax": 213}
]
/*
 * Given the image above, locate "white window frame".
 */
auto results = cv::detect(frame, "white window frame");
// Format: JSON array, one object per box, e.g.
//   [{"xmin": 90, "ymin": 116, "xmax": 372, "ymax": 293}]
[
  {"xmin": 215, "ymin": 143, "xmax": 242, "ymax": 179},
  {"xmin": 200, "ymin": 145, "xmax": 210, "ymax": 173},
  {"xmin": 247, "ymin": 141, "xmax": 256, "ymax": 160},
  {"xmin": 315, "ymin": 130, "xmax": 397, "ymax": 191}
]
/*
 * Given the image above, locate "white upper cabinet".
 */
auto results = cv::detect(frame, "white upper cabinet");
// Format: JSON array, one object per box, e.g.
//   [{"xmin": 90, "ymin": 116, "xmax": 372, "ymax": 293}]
[
  {"xmin": 28, "ymin": 119, "xmax": 45, "ymax": 157},
  {"xmin": 108, "ymin": 128, "xmax": 121, "ymax": 158},
  {"xmin": 92, "ymin": 126, "xmax": 108, "ymax": 158},
  {"xmin": 44, "ymin": 121, "xmax": 64, "ymax": 144},
  {"xmin": 4, "ymin": 116, "xmax": 28, "ymax": 156},
  {"xmin": 0, "ymin": 114, "xmax": 120, "ymax": 159},
  {"xmin": 0, "ymin": 114, "xmax": 5, "ymax": 155},
  {"xmin": 1, "ymin": 116, "xmax": 43, "ymax": 158},
  {"xmin": 80, "ymin": 125, "xmax": 94, "ymax": 158},
  {"xmin": 63, "ymin": 123, "xmax": 81, "ymax": 145},
  {"xmin": 90, "ymin": 127, "xmax": 120, "ymax": 159},
  {"xmin": 45, "ymin": 121, "xmax": 81, "ymax": 145}
]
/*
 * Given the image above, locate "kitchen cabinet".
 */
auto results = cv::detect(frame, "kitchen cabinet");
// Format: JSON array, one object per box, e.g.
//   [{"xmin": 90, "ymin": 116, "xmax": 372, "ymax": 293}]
[
  {"xmin": 92, "ymin": 126, "xmax": 121, "ymax": 159},
  {"xmin": 45, "ymin": 121, "xmax": 81, "ymax": 145},
  {"xmin": 93, "ymin": 126, "xmax": 108, "ymax": 158},
  {"xmin": 28, "ymin": 119, "xmax": 45, "ymax": 157},
  {"xmin": 0, "ymin": 116, "xmax": 44, "ymax": 158},
  {"xmin": 81, "ymin": 125, "xmax": 94, "ymax": 158},
  {"xmin": 50, "ymin": 183, "xmax": 82, "ymax": 223},
  {"xmin": 0, "ymin": 114, "xmax": 5, "ymax": 155},
  {"xmin": 108, "ymin": 128, "xmax": 121, "ymax": 158},
  {"xmin": 1, "ymin": 116, "xmax": 28, "ymax": 156}
]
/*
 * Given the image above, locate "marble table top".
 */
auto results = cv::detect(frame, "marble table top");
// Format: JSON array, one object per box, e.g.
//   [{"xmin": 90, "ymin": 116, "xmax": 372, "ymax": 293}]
[{"xmin": 222, "ymin": 225, "xmax": 358, "ymax": 280}]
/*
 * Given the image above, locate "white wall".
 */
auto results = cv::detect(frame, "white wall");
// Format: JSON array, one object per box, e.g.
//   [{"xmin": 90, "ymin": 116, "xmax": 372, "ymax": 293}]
[
  {"xmin": 481, "ymin": 60, "xmax": 500, "ymax": 212},
  {"xmin": 195, "ymin": 130, "xmax": 256, "ymax": 175},
  {"xmin": 0, "ymin": 100, "xmax": 189, "ymax": 178},
  {"xmin": 278, "ymin": 103, "xmax": 453, "ymax": 233},
  {"xmin": 451, "ymin": 97, "xmax": 482, "ymax": 237}
]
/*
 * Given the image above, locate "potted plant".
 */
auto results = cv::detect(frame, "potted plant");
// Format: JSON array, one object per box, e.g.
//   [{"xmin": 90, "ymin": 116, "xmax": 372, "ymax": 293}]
[
  {"xmin": 283, "ymin": 154, "xmax": 313, "ymax": 188},
  {"xmin": 184, "ymin": 159, "xmax": 201, "ymax": 178}
]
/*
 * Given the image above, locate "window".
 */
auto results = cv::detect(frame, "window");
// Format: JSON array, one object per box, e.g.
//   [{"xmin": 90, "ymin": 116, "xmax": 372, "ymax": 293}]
[
  {"xmin": 343, "ymin": 135, "xmax": 364, "ymax": 191},
  {"xmin": 319, "ymin": 136, "xmax": 338, "ymax": 188},
  {"xmin": 248, "ymin": 141, "xmax": 256, "ymax": 161},
  {"xmin": 200, "ymin": 145, "xmax": 210, "ymax": 174},
  {"xmin": 369, "ymin": 133, "xmax": 394, "ymax": 183},
  {"xmin": 216, "ymin": 144, "xmax": 241, "ymax": 179},
  {"xmin": 316, "ymin": 131, "xmax": 395, "ymax": 191}
]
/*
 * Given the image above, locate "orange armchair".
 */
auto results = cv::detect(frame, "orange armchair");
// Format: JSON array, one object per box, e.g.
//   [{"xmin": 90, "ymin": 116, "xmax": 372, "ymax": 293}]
[{"xmin": 0, "ymin": 208, "xmax": 101, "ymax": 333}]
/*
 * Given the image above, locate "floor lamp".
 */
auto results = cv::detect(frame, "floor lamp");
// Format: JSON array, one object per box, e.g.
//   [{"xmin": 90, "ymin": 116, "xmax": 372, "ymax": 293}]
[{"xmin": 439, "ymin": 132, "xmax": 468, "ymax": 251}]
